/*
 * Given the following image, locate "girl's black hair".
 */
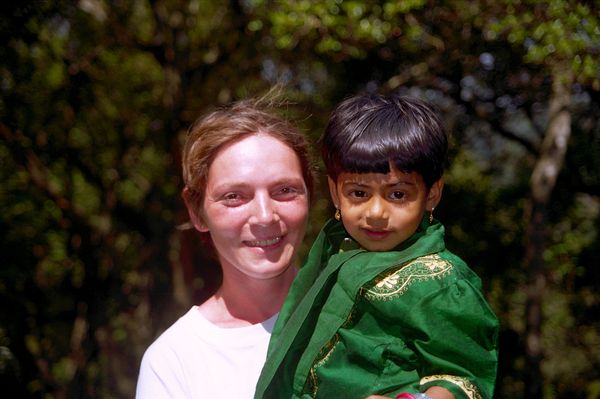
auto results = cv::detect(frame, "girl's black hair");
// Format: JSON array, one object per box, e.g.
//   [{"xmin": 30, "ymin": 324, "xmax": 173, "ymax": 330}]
[{"xmin": 321, "ymin": 93, "xmax": 448, "ymax": 188}]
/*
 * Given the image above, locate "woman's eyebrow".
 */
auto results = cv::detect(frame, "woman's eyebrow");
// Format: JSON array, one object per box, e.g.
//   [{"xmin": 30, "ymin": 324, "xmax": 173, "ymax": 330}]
[
  {"xmin": 210, "ymin": 182, "xmax": 249, "ymax": 193},
  {"xmin": 211, "ymin": 178, "xmax": 306, "ymax": 193},
  {"xmin": 273, "ymin": 177, "xmax": 306, "ymax": 185}
]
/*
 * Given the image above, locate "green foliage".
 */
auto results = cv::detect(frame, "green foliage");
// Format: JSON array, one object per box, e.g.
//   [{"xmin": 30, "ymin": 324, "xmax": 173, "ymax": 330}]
[
  {"xmin": 264, "ymin": 0, "xmax": 429, "ymax": 57},
  {"xmin": 487, "ymin": 0, "xmax": 600, "ymax": 87}
]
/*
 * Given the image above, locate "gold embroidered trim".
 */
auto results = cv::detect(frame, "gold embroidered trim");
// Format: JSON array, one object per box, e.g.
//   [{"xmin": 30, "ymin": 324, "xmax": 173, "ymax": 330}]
[
  {"xmin": 305, "ymin": 332, "xmax": 339, "ymax": 397},
  {"xmin": 420, "ymin": 375, "xmax": 481, "ymax": 399},
  {"xmin": 314, "ymin": 333, "xmax": 340, "ymax": 368},
  {"xmin": 306, "ymin": 306, "xmax": 357, "ymax": 397},
  {"xmin": 305, "ymin": 254, "xmax": 454, "ymax": 396},
  {"xmin": 363, "ymin": 254, "xmax": 453, "ymax": 301},
  {"xmin": 307, "ymin": 367, "xmax": 318, "ymax": 397}
]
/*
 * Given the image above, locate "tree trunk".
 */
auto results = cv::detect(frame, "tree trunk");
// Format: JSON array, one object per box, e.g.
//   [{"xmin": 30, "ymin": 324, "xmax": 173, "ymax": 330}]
[{"xmin": 524, "ymin": 69, "xmax": 572, "ymax": 398}]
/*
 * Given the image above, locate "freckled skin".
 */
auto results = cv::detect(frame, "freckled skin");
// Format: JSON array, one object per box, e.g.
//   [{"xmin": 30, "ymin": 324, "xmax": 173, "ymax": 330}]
[{"xmin": 198, "ymin": 134, "xmax": 310, "ymax": 281}]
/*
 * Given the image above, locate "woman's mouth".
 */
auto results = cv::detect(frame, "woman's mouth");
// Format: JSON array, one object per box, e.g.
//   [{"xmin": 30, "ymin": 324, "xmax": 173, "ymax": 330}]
[{"xmin": 244, "ymin": 236, "xmax": 282, "ymax": 247}]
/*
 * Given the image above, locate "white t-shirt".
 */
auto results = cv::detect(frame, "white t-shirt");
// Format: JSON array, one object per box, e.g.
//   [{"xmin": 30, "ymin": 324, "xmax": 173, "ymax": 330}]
[{"xmin": 136, "ymin": 306, "xmax": 278, "ymax": 399}]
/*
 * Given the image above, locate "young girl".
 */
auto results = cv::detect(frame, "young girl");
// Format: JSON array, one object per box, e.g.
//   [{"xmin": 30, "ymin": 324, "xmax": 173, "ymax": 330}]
[{"xmin": 255, "ymin": 94, "xmax": 499, "ymax": 399}]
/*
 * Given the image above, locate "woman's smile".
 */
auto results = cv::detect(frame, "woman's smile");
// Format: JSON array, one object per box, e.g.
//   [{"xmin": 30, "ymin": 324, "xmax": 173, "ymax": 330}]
[{"xmin": 243, "ymin": 236, "xmax": 283, "ymax": 248}]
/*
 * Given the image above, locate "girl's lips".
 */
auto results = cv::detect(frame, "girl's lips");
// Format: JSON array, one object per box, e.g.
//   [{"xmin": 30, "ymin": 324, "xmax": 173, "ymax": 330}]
[{"xmin": 362, "ymin": 229, "xmax": 390, "ymax": 240}]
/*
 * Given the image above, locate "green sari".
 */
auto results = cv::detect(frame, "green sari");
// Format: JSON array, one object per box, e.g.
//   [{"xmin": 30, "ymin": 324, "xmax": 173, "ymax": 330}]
[{"xmin": 255, "ymin": 218, "xmax": 499, "ymax": 399}]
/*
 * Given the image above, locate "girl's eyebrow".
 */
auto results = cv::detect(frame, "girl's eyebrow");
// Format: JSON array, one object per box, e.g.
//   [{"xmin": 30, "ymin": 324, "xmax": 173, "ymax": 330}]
[
  {"xmin": 343, "ymin": 179, "xmax": 415, "ymax": 187},
  {"xmin": 388, "ymin": 180, "xmax": 415, "ymax": 187},
  {"xmin": 342, "ymin": 180, "xmax": 366, "ymax": 186}
]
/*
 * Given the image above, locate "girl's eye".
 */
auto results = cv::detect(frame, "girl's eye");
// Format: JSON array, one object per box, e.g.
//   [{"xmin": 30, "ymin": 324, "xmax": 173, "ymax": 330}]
[
  {"xmin": 390, "ymin": 191, "xmax": 405, "ymax": 200},
  {"xmin": 349, "ymin": 190, "xmax": 368, "ymax": 198}
]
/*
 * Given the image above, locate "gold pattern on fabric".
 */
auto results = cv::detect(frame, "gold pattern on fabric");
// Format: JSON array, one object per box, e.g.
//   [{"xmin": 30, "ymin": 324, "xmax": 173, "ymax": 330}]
[
  {"xmin": 363, "ymin": 254, "xmax": 453, "ymax": 301},
  {"xmin": 304, "ymin": 255, "xmax": 455, "ymax": 397},
  {"xmin": 420, "ymin": 375, "xmax": 482, "ymax": 399},
  {"xmin": 305, "ymin": 332, "xmax": 340, "ymax": 397},
  {"xmin": 305, "ymin": 302, "xmax": 359, "ymax": 396},
  {"xmin": 314, "ymin": 333, "xmax": 341, "ymax": 367},
  {"xmin": 307, "ymin": 366, "xmax": 318, "ymax": 397}
]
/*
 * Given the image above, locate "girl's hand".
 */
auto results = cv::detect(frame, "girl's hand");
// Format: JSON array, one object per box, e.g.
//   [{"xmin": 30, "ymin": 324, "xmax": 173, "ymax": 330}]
[{"xmin": 363, "ymin": 387, "xmax": 455, "ymax": 399}]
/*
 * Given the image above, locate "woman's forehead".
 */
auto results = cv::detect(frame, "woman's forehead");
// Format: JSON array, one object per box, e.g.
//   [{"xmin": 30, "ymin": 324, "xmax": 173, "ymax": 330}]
[
  {"xmin": 214, "ymin": 133, "xmax": 294, "ymax": 160},
  {"xmin": 207, "ymin": 134, "xmax": 304, "ymax": 183}
]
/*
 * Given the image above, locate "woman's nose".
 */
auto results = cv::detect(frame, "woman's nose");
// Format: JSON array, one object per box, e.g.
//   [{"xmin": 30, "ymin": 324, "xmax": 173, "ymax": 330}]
[{"xmin": 250, "ymin": 193, "xmax": 279, "ymax": 225}]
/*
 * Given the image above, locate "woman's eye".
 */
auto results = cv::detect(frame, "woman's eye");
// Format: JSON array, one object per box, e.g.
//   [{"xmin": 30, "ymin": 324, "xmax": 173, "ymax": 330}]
[
  {"xmin": 221, "ymin": 193, "xmax": 243, "ymax": 204},
  {"xmin": 274, "ymin": 186, "xmax": 302, "ymax": 200}
]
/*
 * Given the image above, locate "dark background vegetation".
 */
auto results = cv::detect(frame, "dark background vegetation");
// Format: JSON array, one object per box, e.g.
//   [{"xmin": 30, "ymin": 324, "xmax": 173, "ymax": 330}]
[{"xmin": 1, "ymin": 1, "xmax": 598, "ymax": 398}]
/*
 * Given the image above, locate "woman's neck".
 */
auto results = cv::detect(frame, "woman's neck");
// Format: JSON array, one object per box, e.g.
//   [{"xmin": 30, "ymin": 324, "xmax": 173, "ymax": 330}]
[{"xmin": 197, "ymin": 266, "xmax": 297, "ymax": 328}]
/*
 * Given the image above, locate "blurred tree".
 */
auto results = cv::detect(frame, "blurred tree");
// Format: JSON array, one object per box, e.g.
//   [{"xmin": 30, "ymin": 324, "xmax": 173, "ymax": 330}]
[
  {"xmin": 485, "ymin": 2, "xmax": 599, "ymax": 396},
  {"xmin": 0, "ymin": 1, "xmax": 177, "ymax": 396},
  {"xmin": 253, "ymin": 0, "xmax": 599, "ymax": 397},
  {"xmin": 0, "ymin": 0, "xmax": 291, "ymax": 397}
]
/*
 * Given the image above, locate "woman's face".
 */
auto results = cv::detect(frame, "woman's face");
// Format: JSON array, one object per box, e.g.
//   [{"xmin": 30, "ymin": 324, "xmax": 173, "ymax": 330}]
[{"xmin": 198, "ymin": 134, "xmax": 309, "ymax": 281}]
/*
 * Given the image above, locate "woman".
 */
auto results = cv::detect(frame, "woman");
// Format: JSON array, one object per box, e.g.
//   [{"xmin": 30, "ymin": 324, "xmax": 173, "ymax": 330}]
[{"xmin": 136, "ymin": 97, "xmax": 315, "ymax": 399}]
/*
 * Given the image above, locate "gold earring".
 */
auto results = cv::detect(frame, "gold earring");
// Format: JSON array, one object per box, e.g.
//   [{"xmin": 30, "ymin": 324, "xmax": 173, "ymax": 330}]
[
  {"xmin": 429, "ymin": 207, "xmax": 434, "ymax": 224},
  {"xmin": 334, "ymin": 208, "xmax": 341, "ymax": 221}
]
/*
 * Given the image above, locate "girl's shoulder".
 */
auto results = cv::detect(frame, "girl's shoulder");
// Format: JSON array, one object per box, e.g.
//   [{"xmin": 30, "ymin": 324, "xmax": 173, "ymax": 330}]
[{"xmin": 360, "ymin": 251, "xmax": 482, "ymax": 302}]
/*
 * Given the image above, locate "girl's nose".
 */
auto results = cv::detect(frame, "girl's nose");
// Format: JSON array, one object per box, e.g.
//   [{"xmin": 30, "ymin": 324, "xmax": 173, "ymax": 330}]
[{"xmin": 365, "ymin": 196, "xmax": 387, "ymax": 220}]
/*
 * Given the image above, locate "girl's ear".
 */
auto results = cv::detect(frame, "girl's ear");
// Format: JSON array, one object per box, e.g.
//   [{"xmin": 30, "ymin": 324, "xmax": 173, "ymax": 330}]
[
  {"xmin": 327, "ymin": 177, "xmax": 340, "ymax": 209},
  {"xmin": 426, "ymin": 178, "xmax": 444, "ymax": 211},
  {"xmin": 182, "ymin": 187, "xmax": 209, "ymax": 232}
]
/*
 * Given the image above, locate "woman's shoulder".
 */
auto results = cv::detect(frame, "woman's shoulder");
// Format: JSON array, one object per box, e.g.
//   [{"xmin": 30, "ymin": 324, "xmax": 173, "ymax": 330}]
[
  {"xmin": 143, "ymin": 307, "xmax": 199, "ymax": 352},
  {"xmin": 139, "ymin": 307, "xmax": 199, "ymax": 373}
]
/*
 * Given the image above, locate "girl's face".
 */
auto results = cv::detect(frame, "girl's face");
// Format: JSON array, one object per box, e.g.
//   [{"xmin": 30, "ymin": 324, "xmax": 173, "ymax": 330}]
[
  {"xmin": 329, "ymin": 166, "xmax": 442, "ymax": 252},
  {"xmin": 196, "ymin": 134, "xmax": 309, "ymax": 282}
]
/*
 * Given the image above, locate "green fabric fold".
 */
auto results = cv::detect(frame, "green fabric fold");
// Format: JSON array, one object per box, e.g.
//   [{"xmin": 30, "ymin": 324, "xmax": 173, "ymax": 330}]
[{"xmin": 255, "ymin": 218, "xmax": 498, "ymax": 399}]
